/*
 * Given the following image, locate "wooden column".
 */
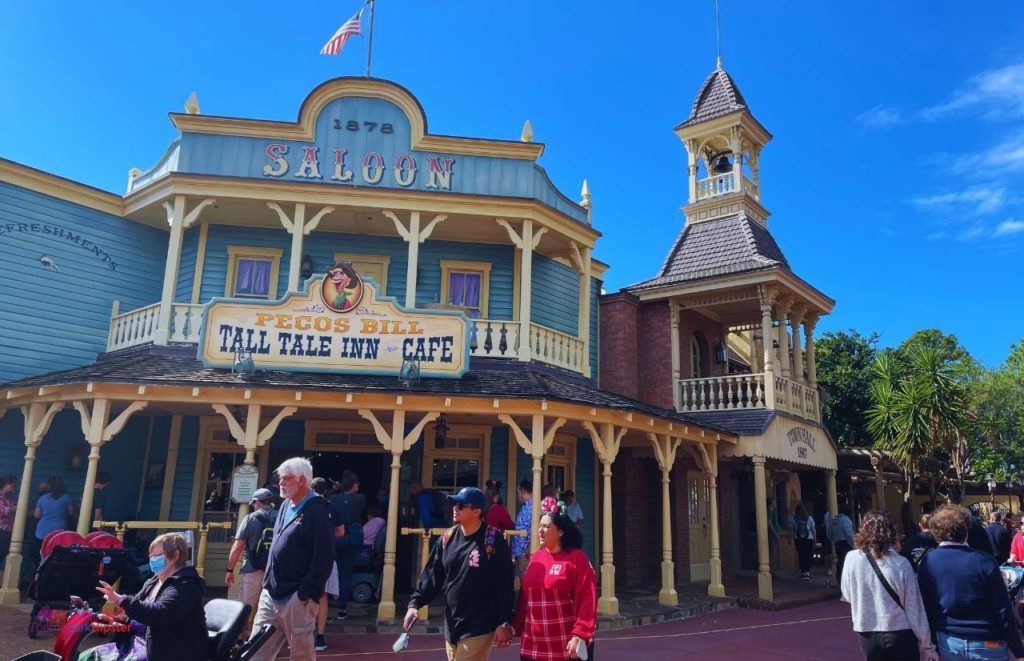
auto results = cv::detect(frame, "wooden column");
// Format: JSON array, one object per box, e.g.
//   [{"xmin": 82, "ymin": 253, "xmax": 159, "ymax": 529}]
[
  {"xmin": 670, "ymin": 302, "xmax": 682, "ymax": 409},
  {"xmin": 759, "ymin": 287, "xmax": 778, "ymax": 409},
  {"xmin": 0, "ymin": 403, "xmax": 64, "ymax": 604},
  {"xmin": 498, "ymin": 219, "xmax": 548, "ymax": 361},
  {"xmin": 649, "ymin": 433, "xmax": 681, "ymax": 605},
  {"xmin": 568, "ymin": 242, "xmax": 593, "ymax": 377},
  {"xmin": 804, "ymin": 315, "xmax": 819, "ymax": 388},
  {"xmin": 359, "ymin": 408, "xmax": 439, "ymax": 621},
  {"xmin": 154, "ymin": 196, "xmax": 214, "ymax": 344},
  {"xmin": 583, "ymin": 421, "xmax": 625, "ymax": 615},
  {"xmin": 788, "ymin": 306, "xmax": 804, "ymax": 383},
  {"xmin": 775, "ymin": 296, "xmax": 793, "ymax": 379},
  {"xmin": 500, "ymin": 414, "xmax": 566, "ymax": 554},
  {"xmin": 213, "ymin": 403, "xmax": 296, "ymax": 598},
  {"xmin": 73, "ymin": 400, "xmax": 147, "ymax": 535},
  {"xmin": 158, "ymin": 414, "xmax": 183, "ymax": 521},
  {"xmin": 697, "ymin": 444, "xmax": 725, "ymax": 597},
  {"xmin": 385, "ymin": 211, "xmax": 447, "ymax": 309},
  {"xmin": 268, "ymin": 202, "xmax": 333, "ymax": 292},
  {"xmin": 826, "ymin": 469, "xmax": 839, "ymax": 587},
  {"xmin": 753, "ymin": 455, "xmax": 773, "ymax": 601}
]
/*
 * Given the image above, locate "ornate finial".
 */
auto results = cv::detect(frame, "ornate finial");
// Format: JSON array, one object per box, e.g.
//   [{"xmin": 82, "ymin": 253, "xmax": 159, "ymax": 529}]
[
  {"xmin": 184, "ymin": 91, "xmax": 200, "ymax": 115},
  {"xmin": 126, "ymin": 167, "xmax": 142, "ymax": 194},
  {"xmin": 580, "ymin": 179, "xmax": 591, "ymax": 208},
  {"xmin": 521, "ymin": 119, "xmax": 533, "ymax": 143},
  {"xmin": 716, "ymin": 55, "xmax": 723, "ymax": 70}
]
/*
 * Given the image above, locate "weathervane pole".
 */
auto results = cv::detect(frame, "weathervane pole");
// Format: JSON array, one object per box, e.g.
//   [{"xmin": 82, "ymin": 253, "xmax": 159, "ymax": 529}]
[
  {"xmin": 365, "ymin": 0, "xmax": 376, "ymax": 77},
  {"xmin": 715, "ymin": 0, "xmax": 722, "ymax": 68}
]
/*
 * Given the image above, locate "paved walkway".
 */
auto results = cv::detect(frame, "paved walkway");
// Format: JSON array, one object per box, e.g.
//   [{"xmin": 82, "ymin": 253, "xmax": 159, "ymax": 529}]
[{"xmin": 310, "ymin": 600, "xmax": 860, "ymax": 660}]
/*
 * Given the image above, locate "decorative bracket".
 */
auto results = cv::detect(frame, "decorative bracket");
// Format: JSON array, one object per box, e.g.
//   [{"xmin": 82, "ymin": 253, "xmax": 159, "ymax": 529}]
[
  {"xmin": 358, "ymin": 409, "xmax": 439, "ymax": 453},
  {"xmin": 162, "ymin": 198, "xmax": 216, "ymax": 229}
]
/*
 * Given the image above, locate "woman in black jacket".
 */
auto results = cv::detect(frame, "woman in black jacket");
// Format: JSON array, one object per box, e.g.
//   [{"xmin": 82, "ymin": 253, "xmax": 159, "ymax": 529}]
[{"xmin": 96, "ymin": 532, "xmax": 208, "ymax": 661}]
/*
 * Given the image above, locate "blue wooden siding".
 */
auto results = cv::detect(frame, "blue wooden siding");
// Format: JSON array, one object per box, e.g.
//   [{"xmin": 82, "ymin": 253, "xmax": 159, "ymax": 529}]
[
  {"xmin": 174, "ymin": 95, "xmax": 587, "ymax": 224},
  {"xmin": 488, "ymin": 426, "xmax": 509, "ymax": 486},
  {"xmin": 269, "ymin": 419, "xmax": 304, "ymax": 453},
  {"xmin": 138, "ymin": 416, "xmax": 170, "ymax": 521},
  {"xmin": 531, "ymin": 254, "xmax": 579, "ymax": 336},
  {"xmin": 590, "ymin": 276, "xmax": 601, "ymax": 380},
  {"xmin": 175, "ymin": 226, "xmax": 200, "ymax": 303},
  {"xmin": 0, "ymin": 182, "xmax": 167, "ymax": 382},
  {"xmin": 295, "ymin": 231, "xmax": 408, "ymax": 300},
  {"xmin": 575, "ymin": 438, "xmax": 597, "ymax": 564},
  {"xmin": 170, "ymin": 416, "xmax": 199, "ymax": 520},
  {"xmin": 416, "ymin": 240, "xmax": 514, "ymax": 318},
  {"xmin": 199, "ymin": 225, "xmax": 291, "ymax": 303},
  {"xmin": 0, "ymin": 408, "xmax": 150, "ymax": 524}
]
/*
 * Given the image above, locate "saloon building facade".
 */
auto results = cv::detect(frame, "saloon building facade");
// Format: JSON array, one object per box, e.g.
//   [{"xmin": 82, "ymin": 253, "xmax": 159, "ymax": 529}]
[{"xmin": 0, "ymin": 64, "xmax": 837, "ymax": 615}]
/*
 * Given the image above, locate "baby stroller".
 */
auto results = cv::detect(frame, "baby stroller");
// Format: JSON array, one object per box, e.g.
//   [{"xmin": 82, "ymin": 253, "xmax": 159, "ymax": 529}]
[
  {"xmin": 1001, "ymin": 563, "xmax": 1024, "ymax": 626},
  {"xmin": 28, "ymin": 531, "xmax": 139, "ymax": 639},
  {"xmin": 350, "ymin": 525, "xmax": 387, "ymax": 603}
]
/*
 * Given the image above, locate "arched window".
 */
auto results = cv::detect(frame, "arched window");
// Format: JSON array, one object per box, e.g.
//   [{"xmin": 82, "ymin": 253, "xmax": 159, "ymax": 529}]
[{"xmin": 690, "ymin": 335, "xmax": 703, "ymax": 379}]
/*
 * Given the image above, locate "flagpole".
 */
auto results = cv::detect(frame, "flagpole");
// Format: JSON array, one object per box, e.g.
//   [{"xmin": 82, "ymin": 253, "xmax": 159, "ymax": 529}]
[{"xmin": 365, "ymin": 0, "xmax": 376, "ymax": 77}]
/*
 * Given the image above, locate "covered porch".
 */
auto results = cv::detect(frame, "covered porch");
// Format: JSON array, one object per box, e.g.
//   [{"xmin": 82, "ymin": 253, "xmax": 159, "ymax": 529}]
[{"xmin": 0, "ymin": 347, "xmax": 736, "ymax": 619}]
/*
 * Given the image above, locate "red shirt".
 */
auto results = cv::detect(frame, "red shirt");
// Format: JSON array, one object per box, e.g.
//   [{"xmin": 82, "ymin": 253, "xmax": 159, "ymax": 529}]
[
  {"xmin": 513, "ymin": 547, "xmax": 597, "ymax": 661},
  {"xmin": 1011, "ymin": 532, "xmax": 1024, "ymax": 561},
  {"xmin": 484, "ymin": 504, "xmax": 515, "ymax": 531}
]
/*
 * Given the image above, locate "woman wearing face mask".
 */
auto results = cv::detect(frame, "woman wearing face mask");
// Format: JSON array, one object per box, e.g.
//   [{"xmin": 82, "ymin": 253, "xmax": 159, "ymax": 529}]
[
  {"xmin": 95, "ymin": 532, "xmax": 207, "ymax": 661},
  {"xmin": 0, "ymin": 475, "xmax": 17, "ymax": 569}
]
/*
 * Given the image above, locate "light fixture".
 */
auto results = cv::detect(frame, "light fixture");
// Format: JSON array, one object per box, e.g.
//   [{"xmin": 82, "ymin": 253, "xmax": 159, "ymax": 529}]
[
  {"xmin": 434, "ymin": 414, "xmax": 449, "ymax": 449},
  {"xmin": 300, "ymin": 254, "xmax": 315, "ymax": 280},
  {"xmin": 772, "ymin": 339, "xmax": 779, "ymax": 349},
  {"xmin": 399, "ymin": 359, "xmax": 420, "ymax": 386},
  {"xmin": 232, "ymin": 349, "xmax": 255, "ymax": 379},
  {"xmin": 715, "ymin": 343, "xmax": 728, "ymax": 364}
]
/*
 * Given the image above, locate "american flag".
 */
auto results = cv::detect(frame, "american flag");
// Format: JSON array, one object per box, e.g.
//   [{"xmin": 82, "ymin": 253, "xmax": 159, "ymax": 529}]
[{"xmin": 320, "ymin": 8, "xmax": 363, "ymax": 56}]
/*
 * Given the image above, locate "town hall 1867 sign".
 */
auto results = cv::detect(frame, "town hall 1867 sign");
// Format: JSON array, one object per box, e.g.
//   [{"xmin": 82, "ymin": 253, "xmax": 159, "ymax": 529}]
[{"xmin": 199, "ymin": 264, "xmax": 470, "ymax": 378}]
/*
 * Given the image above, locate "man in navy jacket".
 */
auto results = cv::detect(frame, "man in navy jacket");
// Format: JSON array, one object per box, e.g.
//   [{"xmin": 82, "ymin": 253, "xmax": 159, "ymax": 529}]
[
  {"xmin": 918, "ymin": 505, "xmax": 1024, "ymax": 660},
  {"xmin": 249, "ymin": 457, "xmax": 334, "ymax": 661}
]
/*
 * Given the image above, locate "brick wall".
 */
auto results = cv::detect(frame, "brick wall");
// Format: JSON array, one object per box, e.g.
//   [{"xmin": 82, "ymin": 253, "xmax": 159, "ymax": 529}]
[
  {"xmin": 598, "ymin": 293, "xmax": 640, "ymax": 399},
  {"xmin": 638, "ymin": 300, "xmax": 673, "ymax": 409},
  {"xmin": 610, "ymin": 448, "xmax": 662, "ymax": 587},
  {"xmin": 679, "ymin": 309, "xmax": 728, "ymax": 379}
]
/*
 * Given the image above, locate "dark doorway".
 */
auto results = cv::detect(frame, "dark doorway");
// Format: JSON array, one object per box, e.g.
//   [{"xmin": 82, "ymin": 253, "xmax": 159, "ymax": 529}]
[
  {"xmin": 736, "ymin": 469, "xmax": 758, "ymax": 571},
  {"xmin": 309, "ymin": 451, "xmax": 387, "ymax": 503}
]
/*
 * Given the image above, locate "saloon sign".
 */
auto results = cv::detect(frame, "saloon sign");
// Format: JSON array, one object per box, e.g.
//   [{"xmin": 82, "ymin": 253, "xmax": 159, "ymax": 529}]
[{"xmin": 199, "ymin": 265, "xmax": 469, "ymax": 378}]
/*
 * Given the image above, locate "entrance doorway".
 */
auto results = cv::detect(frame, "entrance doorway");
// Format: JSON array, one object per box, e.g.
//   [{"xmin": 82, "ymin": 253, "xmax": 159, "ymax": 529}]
[
  {"xmin": 687, "ymin": 470, "xmax": 711, "ymax": 581},
  {"xmin": 267, "ymin": 448, "xmax": 388, "ymax": 507}
]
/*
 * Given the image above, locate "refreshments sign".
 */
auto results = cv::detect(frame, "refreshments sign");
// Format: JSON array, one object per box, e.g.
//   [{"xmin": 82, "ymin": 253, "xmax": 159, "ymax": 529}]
[{"xmin": 199, "ymin": 264, "xmax": 469, "ymax": 378}]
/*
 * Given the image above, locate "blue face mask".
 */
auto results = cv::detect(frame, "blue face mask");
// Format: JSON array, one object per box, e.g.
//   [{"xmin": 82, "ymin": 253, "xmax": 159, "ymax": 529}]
[{"xmin": 149, "ymin": 554, "xmax": 167, "ymax": 574}]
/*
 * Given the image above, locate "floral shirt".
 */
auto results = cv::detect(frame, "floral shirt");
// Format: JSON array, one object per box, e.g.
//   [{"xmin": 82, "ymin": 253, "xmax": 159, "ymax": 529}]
[
  {"xmin": 511, "ymin": 499, "xmax": 532, "ymax": 558},
  {"xmin": 0, "ymin": 493, "xmax": 15, "ymax": 532},
  {"xmin": 513, "ymin": 548, "xmax": 597, "ymax": 661}
]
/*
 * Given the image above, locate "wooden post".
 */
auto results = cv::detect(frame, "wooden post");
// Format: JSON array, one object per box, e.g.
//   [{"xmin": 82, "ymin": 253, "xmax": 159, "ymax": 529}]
[
  {"xmin": 700, "ymin": 445, "xmax": 725, "ymax": 597},
  {"xmin": 583, "ymin": 421, "xmax": 624, "ymax": 615},
  {"xmin": 649, "ymin": 433, "xmax": 681, "ymax": 605},
  {"xmin": 753, "ymin": 455, "xmax": 773, "ymax": 601},
  {"xmin": 497, "ymin": 219, "xmax": 547, "ymax": 363},
  {"xmin": 759, "ymin": 287, "xmax": 778, "ymax": 409},
  {"xmin": 827, "ymin": 469, "xmax": 839, "ymax": 588},
  {"xmin": 670, "ymin": 302, "xmax": 682, "ymax": 410}
]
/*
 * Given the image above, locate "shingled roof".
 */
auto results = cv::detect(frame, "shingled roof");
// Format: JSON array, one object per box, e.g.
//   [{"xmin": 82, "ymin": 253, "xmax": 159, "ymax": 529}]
[
  {"xmin": 626, "ymin": 213, "xmax": 789, "ymax": 291},
  {"xmin": 0, "ymin": 345, "xmax": 732, "ymax": 435},
  {"xmin": 675, "ymin": 65, "xmax": 750, "ymax": 130}
]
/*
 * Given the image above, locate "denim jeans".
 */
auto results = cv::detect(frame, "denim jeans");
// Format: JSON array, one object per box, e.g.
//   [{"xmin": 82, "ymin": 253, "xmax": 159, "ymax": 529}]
[{"xmin": 937, "ymin": 632, "xmax": 1013, "ymax": 661}]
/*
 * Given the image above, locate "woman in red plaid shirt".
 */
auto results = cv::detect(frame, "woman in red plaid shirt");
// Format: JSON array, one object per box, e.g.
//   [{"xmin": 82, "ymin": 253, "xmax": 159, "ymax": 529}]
[{"xmin": 512, "ymin": 497, "xmax": 597, "ymax": 660}]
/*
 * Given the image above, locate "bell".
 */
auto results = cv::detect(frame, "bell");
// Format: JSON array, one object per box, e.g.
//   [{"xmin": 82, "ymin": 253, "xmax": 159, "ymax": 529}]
[{"xmin": 713, "ymin": 155, "xmax": 733, "ymax": 175}]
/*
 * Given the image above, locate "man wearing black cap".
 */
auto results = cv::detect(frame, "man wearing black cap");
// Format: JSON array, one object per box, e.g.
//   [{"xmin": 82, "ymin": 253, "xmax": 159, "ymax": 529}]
[
  {"xmin": 226, "ymin": 488, "xmax": 277, "ymax": 619},
  {"xmin": 405, "ymin": 486, "xmax": 515, "ymax": 660}
]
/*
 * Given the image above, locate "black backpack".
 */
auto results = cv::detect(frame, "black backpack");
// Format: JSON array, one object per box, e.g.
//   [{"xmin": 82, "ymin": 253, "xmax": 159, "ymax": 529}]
[
  {"xmin": 795, "ymin": 516, "xmax": 810, "ymax": 540},
  {"xmin": 247, "ymin": 509, "xmax": 276, "ymax": 571}
]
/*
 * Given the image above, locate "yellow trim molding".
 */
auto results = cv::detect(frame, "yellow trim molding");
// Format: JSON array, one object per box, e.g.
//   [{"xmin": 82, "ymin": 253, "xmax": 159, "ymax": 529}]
[
  {"xmin": 440, "ymin": 259, "xmax": 492, "ymax": 318},
  {"xmin": 169, "ymin": 78, "xmax": 545, "ymax": 161},
  {"xmin": 224, "ymin": 245, "xmax": 284, "ymax": 299}
]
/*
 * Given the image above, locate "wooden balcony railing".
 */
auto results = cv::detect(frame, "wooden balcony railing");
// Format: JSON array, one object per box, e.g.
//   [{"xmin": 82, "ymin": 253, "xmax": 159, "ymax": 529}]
[
  {"xmin": 107, "ymin": 302, "xmax": 202, "ymax": 351},
  {"xmin": 529, "ymin": 322, "xmax": 587, "ymax": 374},
  {"xmin": 677, "ymin": 372, "xmax": 820, "ymax": 422}
]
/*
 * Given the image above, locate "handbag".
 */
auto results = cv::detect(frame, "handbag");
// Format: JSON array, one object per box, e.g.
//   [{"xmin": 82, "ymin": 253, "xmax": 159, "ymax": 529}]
[{"xmin": 863, "ymin": 551, "xmax": 904, "ymax": 610}]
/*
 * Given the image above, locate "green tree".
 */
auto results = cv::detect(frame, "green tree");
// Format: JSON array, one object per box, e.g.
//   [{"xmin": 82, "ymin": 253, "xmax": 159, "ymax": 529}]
[{"xmin": 814, "ymin": 330, "xmax": 879, "ymax": 447}]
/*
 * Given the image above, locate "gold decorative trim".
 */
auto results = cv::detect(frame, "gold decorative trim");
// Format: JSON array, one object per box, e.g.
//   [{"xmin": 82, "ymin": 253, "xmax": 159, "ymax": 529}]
[
  {"xmin": 0, "ymin": 158, "xmax": 125, "ymax": 217},
  {"xmin": 170, "ymin": 78, "xmax": 545, "ymax": 160}
]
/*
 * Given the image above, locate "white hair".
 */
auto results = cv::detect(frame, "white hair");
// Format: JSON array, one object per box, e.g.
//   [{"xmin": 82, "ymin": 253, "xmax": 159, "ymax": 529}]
[{"xmin": 276, "ymin": 457, "xmax": 313, "ymax": 484}]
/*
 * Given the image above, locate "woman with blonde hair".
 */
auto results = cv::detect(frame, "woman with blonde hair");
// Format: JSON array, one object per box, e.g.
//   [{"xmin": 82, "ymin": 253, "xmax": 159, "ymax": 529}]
[
  {"xmin": 96, "ymin": 532, "xmax": 207, "ymax": 661},
  {"xmin": 842, "ymin": 510, "xmax": 937, "ymax": 661}
]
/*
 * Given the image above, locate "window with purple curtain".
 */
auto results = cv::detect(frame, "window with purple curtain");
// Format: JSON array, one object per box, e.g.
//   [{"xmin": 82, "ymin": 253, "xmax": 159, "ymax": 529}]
[
  {"xmin": 235, "ymin": 258, "xmax": 272, "ymax": 297},
  {"xmin": 448, "ymin": 271, "xmax": 482, "ymax": 316}
]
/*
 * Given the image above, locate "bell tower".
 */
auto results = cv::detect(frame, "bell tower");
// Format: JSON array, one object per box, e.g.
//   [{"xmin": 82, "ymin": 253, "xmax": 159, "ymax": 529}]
[{"xmin": 674, "ymin": 60, "xmax": 773, "ymax": 226}]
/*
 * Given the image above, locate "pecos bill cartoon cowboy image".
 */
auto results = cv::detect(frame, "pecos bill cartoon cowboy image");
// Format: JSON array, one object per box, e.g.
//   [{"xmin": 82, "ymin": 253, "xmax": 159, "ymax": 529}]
[{"xmin": 322, "ymin": 261, "xmax": 363, "ymax": 313}]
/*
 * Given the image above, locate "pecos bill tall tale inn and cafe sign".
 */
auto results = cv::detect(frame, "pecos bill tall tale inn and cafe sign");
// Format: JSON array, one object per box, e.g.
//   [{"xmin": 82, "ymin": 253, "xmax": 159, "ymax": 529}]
[{"xmin": 199, "ymin": 263, "xmax": 470, "ymax": 378}]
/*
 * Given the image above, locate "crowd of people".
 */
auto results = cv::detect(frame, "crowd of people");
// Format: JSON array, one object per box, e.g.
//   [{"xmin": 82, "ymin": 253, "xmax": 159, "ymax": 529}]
[{"xmin": 843, "ymin": 505, "xmax": 1024, "ymax": 661}]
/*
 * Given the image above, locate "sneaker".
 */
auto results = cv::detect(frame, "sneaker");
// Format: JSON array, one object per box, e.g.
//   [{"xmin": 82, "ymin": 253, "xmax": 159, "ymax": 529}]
[
  {"xmin": 335, "ymin": 610, "xmax": 348, "ymax": 621},
  {"xmin": 314, "ymin": 635, "xmax": 328, "ymax": 651},
  {"xmin": 801, "ymin": 574, "xmax": 811, "ymax": 582}
]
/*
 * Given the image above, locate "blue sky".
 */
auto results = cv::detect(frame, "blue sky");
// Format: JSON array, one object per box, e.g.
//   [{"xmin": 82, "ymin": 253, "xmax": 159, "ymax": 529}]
[{"xmin": 2, "ymin": 2, "xmax": 1022, "ymax": 366}]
